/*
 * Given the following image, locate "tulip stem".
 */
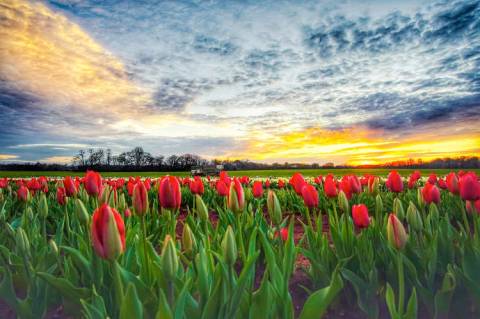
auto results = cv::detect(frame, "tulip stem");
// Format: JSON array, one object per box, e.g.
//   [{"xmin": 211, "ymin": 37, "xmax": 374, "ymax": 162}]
[
  {"xmin": 460, "ymin": 200, "xmax": 470, "ymax": 236},
  {"xmin": 168, "ymin": 280, "xmax": 174, "ymax": 307},
  {"xmin": 141, "ymin": 215, "xmax": 150, "ymax": 280},
  {"xmin": 112, "ymin": 260, "xmax": 124, "ymax": 311},
  {"xmin": 42, "ymin": 218, "xmax": 47, "ymax": 242},
  {"xmin": 64, "ymin": 205, "xmax": 71, "ymax": 242},
  {"xmin": 397, "ymin": 253, "xmax": 405, "ymax": 315},
  {"xmin": 305, "ymin": 207, "xmax": 314, "ymax": 233}
]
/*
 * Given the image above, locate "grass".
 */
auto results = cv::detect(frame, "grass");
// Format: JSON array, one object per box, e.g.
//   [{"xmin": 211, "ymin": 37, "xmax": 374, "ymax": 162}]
[{"xmin": 1, "ymin": 168, "xmax": 478, "ymax": 178}]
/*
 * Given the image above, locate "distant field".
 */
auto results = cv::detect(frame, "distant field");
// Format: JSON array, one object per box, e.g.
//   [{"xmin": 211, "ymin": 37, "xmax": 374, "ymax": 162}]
[{"xmin": 1, "ymin": 168, "xmax": 478, "ymax": 178}]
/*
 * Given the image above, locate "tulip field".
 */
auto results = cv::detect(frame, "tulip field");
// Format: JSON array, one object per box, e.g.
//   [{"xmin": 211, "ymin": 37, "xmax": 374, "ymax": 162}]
[{"xmin": 0, "ymin": 170, "xmax": 480, "ymax": 319}]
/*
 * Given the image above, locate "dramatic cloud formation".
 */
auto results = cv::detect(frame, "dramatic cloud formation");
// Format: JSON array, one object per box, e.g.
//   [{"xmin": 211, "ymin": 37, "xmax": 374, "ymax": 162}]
[{"xmin": 0, "ymin": 0, "xmax": 479, "ymax": 164}]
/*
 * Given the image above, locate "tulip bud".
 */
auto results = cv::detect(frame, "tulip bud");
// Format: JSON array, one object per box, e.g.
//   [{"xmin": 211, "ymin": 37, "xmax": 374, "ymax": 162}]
[
  {"xmin": 49, "ymin": 239, "xmax": 59, "ymax": 256},
  {"xmin": 91, "ymin": 204, "xmax": 126, "ymax": 260},
  {"xmin": 369, "ymin": 176, "xmax": 380, "ymax": 195},
  {"xmin": 338, "ymin": 190, "xmax": 350, "ymax": 213},
  {"xmin": 118, "ymin": 193, "xmax": 126, "ymax": 213},
  {"xmin": 267, "ymin": 190, "xmax": 282, "ymax": 226},
  {"xmin": 5, "ymin": 223, "xmax": 15, "ymax": 238},
  {"xmin": 406, "ymin": 201, "xmax": 422, "ymax": 232},
  {"xmin": 375, "ymin": 194, "xmax": 383, "ymax": 220},
  {"xmin": 15, "ymin": 227, "xmax": 30, "ymax": 258},
  {"xmin": 222, "ymin": 226, "xmax": 237, "ymax": 266},
  {"xmin": 387, "ymin": 214, "xmax": 408, "ymax": 250},
  {"xmin": 195, "ymin": 195, "xmax": 209, "ymax": 221},
  {"xmin": 132, "ymin": 182, "xmax": 149, "ymax": 216},
  {"xmin": 38, "ymin": 193, "xmax": 49, "ymax": 219},
  {"xmin": 182, "ymin": 224, "xmax": 196, "ymax": 255},
  {"xmin": 26, "ymin": 207, "xmax": 34, "ymax": 222},
  {"xmin": 227, "ymin": 179, "xmax": 245, "ymax": 214},
  {"xmin": 429, "ymin": 203, "xmax": 439, "ymax": 220},
  {"xmin": 75, "ymin": 198, "xmax": 90, "ymax": 226},
  {"xmin": 160, "ymin": 235, "xmax": 178, "ymax": 281},
  {"xmin": 393, "ymin": 198, "xmax": 404, "ymax": 220},
  {"xmin": 417, "ymin": 188, "xmax": 424, "ymax": 208},
  {"xmin": 99, "ymin": 185, "xmax": 110, "ymax": 205}
]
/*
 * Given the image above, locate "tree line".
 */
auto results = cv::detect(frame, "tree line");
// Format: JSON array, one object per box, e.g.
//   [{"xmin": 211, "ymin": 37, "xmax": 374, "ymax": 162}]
[{"xmin": 0, "ymin": 146, "xmax": 478, "ymax": 172}]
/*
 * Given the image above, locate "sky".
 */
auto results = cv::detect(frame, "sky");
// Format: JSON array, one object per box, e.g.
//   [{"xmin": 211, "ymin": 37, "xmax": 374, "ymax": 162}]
[{"xmin": 0, "ymin": 0, "xmax": 479, "ymax": 165}]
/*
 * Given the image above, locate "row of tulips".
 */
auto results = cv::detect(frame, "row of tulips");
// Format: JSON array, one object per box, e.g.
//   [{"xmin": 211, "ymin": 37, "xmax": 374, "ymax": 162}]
[{"xmin": 0, "ymin": 169, "xmax": 479, "ymax": 318}]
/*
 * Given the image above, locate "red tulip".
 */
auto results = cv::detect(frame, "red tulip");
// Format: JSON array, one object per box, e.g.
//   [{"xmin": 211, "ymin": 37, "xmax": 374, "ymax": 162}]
[
  {"xmin": 265, "ymin": 179, "xmax": 271, "ymax": 188},
  {"xmin": 0, "ymin": 178, "xmax": 7, "ymax": 189},
  {"xmin": 386, "ymin": 171, "xmax": 404, "ymax": 193},
  {"xmin": 407, "ymin": 173, "xmax": 419, "ymax": 189},
  {"xmin": 422, "ymin": 183, "xmax": 440, "ymax": 204},
  {"xmin": 91, "ymin": 204, "xmax": 126, "ymax": 260},
  {"xmin": 352, "ymin": 204, "xmax": 370, "ymax": 228},
  {"xmin": 314, "ymin": 176, "xmax": 323, "ymax": 185},
  {"xmin": 158, "ymin": 176, "xmax": 182, "ymax": 210},
  {"xmin": 278, "ymin": 179, "xmax": 285, "ymax": 188},
  {"xmin": 348, "ymin": 175, "xmax": 362, "ymax": 194},
  {"xmin": 132, "ymin": 182, "xmax": 148, "ymax": 215},
  {"xmin": 301, "ymin": 184, "xmax": 318, "ymax": 208},
  {"xmin": 17, "ymin": 185, "xmax": 29, "ymax": 202},
  {"xmin": 63, "ymin": 176, "xmax": 77, "ymax": 197},
  {"xmin": 240, "ymin": 176, "xmax": 250, "ymax": 185},
  {"xmin": 324, "ymin": 174, "xmax": 338, "ymax": 198},
  {"xmin": 466, "ymin": 200, "xmax": 480, "ymax": 215},
  {"xmin": 437, "ymin": 178, "xmax": 447, "ymax": 190},
  {"xmin": 85, "ymin": 171, "xmax": 102, "ymax": 197},
  {"xmin": 144, "ymin": 178, "xmax": 152, "ymax": 191},
  {"xmin": 459, "ymin": 173, "xmax": 480, "ymax": 201},
  {"xmin": 367, "ymin": 176, "xmax": 378, "ymax": 193},
  {"xmin": 227, "ymin": 178, "xmax": 245, "ymax": 213},
  {"xmin": 252, "ymin": 181, "xmax": 264, "ymax": 198},
  {"xmin": 427, "ymin": 174, "xmax": 437, "ymax": 185},
  {"xmin": 189, "ymin": 176, "xmax": 204, "ymax": 195},
  {"xmin": 219, "ymin": 171, "xmax": 231, "ymax": 185},
  {"xmin": 57, "ymin": 187, "xmax": 66, "ymax": 206},
  {"xmin": 411, "ymin": 170, "xmax": 421, "ymax": 181},
  {"xmin": 340, "ymin": 176, "xmax": 352, "ymax": 200},
  {"xmin": 124, "ymin": 208, "xmax": 132, "ymax": 218},
  {"xmin": 275, "ymin": 227, "xmax": 288, "ymax": 241},
  {"xmin": 27, "ymin": 178, "xmax": 41, "ymax": 193},
  {"xmin": 446, "ymin": 172, "xmax": 459, "ymax": 195},
  {"xmin": 216, "ymin": 180, "xmax": 229, "ymax": 197},
  {"xmin": 127, "ymin": 181, "xmax": 135, "ymax": 196},
  {"xmin": 290, "ymin": 173, "xmax": 306, "ymax": 195}
]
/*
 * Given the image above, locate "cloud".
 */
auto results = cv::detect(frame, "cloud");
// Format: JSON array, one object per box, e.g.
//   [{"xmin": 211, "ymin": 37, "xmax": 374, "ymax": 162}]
[
  {"xmin": 0, "ymin": 0, "xmax": 479, "ymax": 164},
  {"xmin": 0, "ymin": 0, "xmax": 151, "ymax": 120},
  {"xmin": 0, "ymin": 154, "xmax": 19, "ymax": 161}
]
